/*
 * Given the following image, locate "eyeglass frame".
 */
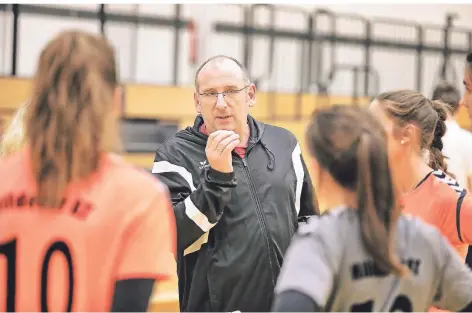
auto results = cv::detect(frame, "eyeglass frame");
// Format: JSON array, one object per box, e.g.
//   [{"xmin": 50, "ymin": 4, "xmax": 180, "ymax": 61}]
[{"xmin": 197, "ymin": 85, "xmax": 251, "ymax": 103}]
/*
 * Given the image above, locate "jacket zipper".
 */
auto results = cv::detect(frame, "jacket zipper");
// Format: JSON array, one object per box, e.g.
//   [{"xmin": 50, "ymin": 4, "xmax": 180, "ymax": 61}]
[{"xmin": 238, "ymin": 155, "xmax": 276, "ymax": 286}]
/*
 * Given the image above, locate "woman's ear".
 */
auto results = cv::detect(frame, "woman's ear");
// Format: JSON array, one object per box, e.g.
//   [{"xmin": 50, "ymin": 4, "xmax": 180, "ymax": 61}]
[{"xmin": 401, "ymin": 124, "xmax": 416, "ymax": 146}]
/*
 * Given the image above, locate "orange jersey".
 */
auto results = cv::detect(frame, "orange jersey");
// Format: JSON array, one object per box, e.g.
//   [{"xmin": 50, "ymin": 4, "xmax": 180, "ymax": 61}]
[
  {"xmin": 0, "ymin": 147, "xmax": 176, "ymax": 312},
  {"xmin": 402, "ymin": 170, "xmax": 472, "ymax": 259}
]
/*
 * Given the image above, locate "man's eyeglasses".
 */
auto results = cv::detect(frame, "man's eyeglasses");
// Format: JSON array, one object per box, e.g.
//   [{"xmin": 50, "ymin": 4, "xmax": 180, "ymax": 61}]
[{"xmin": 198, "ymin": 85, "xmax": 250, "ymax": 104}]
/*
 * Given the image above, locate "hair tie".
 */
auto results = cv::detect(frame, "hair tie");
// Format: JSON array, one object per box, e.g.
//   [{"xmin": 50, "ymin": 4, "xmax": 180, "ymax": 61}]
[{"xmin": 432, "ymin": 136, "xmax": 443, "ymax": 151}]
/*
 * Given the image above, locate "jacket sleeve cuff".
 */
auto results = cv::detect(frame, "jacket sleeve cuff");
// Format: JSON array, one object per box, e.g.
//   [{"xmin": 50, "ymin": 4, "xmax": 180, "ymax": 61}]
[{"xmin": 205, "ymin": 167, "xmax": 237, "ymax": 186}]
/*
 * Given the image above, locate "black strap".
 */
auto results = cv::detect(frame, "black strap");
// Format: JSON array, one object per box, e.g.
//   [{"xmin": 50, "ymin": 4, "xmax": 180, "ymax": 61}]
[
  {"xmin": 413, "ymin": 171, "xmax": 434, "ymax": 190},
  {"xmin": 466, "ymin": 246, "xmax": 472, "ymax": 269},
  {"xmin": 111, "ymin": 278, "xmax": 155, "ymax": 312},
  {"xmin": 455, "ymin": 189, "xmax": 472, "ymax": 269},
  {"xmin": 456, "ymin": 189, "xmax": 467, "ymax": 243}
]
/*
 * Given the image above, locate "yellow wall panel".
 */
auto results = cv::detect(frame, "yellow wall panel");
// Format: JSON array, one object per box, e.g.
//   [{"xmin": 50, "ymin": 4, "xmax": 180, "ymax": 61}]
[
  {"xmin": 249, "ymin": 92, "xmax": 270, "ymax": 120},
  {"xmin": 456, "ymin": 105, "xmax": 471, "ymax": 131},
  {"xmin": 0, "ymin": 77, "xmax": 32, "ymax": 110},
  {"xmin": 125, "ymin": 84, "xmax": 195, "ymax": 119},
  {"xmin": 122, "ymin": 153, "xmax": 155, "ymax": 168},
  {"xmin": 2, "ymin": 76, "xmax": 471, "ymax": 138}
]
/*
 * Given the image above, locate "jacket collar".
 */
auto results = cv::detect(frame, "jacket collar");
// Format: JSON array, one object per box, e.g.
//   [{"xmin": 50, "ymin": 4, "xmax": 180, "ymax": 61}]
[{"xmin": 178, "ymin": 114, "xmax": 274, "ymax": 170}]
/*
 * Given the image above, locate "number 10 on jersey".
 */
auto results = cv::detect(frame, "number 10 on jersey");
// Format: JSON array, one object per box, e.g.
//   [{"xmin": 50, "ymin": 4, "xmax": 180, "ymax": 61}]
[{"xmin": 1, "ymin": 238, "xmax": 74, "ymax": 312}]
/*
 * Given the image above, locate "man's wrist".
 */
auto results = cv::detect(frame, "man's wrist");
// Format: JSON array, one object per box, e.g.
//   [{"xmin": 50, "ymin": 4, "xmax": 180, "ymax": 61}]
[{"xmin": 206, "ymin": 167, "xmax": 236, "ymax": 185}]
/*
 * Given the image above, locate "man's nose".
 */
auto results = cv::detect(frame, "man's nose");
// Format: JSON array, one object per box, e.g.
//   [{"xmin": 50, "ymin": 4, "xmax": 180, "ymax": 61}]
[{"xmin": 215, "ymin": 93, "xmax": 227, "ymax": 109}]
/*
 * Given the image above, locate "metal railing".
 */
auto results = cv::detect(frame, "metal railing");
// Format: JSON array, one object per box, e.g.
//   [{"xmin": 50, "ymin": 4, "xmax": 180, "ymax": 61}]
[
  {"xmin": 0, "ymin": 3, "xmax": 189, "ymax": 84},
  {"xmin": 1, "ymin": 4, "xmax": 472, "ymax": 121},
  {"xmin": 214, "ymin": 4, "xmax": 472, "ymax": 119}
]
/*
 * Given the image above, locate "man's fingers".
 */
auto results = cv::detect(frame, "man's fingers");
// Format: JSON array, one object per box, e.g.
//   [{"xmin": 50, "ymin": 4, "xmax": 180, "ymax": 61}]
[
  {"xmin": 207, "ymin": 130, "xmax": 227, "ymax": 145},
  {"xmin": 208, "ymin": 130, "xmax": 235, "ymax": 151},
  {"xmin": 207, "ymin": 130, "xmax": 225, "ymax": 147},
  {"xmin": 211, "ymin": 132, "xmax": 234, "ymax": 151},
  {"xmin": 222, "ymin": 139, "xmax": 240, "ymax": 155},
  {"xmin": 216, "ymin": 134, "xmax": 240, "ymax": 153}
]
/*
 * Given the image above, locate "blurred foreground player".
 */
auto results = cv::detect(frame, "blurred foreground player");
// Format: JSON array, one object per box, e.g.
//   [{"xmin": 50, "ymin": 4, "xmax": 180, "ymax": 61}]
[
  {"xmin": 272, "ymin": 106, "xmax": 472, "ymax": 312},
  {"xmin": 0, "ymin": 31, "xmax": 176, "ymax": 312}
]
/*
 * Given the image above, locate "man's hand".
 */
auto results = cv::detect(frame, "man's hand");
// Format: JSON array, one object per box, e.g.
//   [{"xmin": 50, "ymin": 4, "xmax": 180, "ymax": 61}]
[{"xmin": 206, "ymin": 130, "xmax": 240, "ymax": 173}]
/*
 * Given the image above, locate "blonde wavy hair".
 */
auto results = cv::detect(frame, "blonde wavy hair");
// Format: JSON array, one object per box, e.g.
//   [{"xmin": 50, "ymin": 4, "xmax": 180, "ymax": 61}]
[
  {"xmin": 26, "ymin": 30, "xmax": 119, "ymax": 208},
  {"xmin": 0, "ymin": 102, "xmax": 28, "ymax": 157}
]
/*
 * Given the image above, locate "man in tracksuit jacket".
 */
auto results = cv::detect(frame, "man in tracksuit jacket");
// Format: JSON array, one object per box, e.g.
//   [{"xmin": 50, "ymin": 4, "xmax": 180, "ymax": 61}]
[{"xmin": 152, "ymin": 55, "xmax": 318, "ymax": 312}]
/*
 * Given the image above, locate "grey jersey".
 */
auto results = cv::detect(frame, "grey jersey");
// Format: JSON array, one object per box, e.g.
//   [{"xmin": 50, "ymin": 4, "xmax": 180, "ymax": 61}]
[{"xmin": 275, "ymin": 207, "xmax": 472, "ymax": 312}]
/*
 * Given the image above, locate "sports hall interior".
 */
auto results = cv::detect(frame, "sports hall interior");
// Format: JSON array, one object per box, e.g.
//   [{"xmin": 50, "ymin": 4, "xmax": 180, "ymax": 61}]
[{"xmin": 1, "ymin": 3, "xmax": 472, "ymax": 311}]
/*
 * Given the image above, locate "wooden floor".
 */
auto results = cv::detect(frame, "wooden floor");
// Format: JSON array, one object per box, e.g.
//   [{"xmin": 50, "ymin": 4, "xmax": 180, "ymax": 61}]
[
  {"xmin": 149, "ymin": 276, "xmax": 180, "ymax": 312},
  {"xmin": 147, "ymin": 252, "xmax": 179, "ymax": 312}
]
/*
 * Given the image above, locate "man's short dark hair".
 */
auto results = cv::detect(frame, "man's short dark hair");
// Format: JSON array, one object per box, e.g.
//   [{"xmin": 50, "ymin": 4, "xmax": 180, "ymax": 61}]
[
  {"xmin": 432, "ymin": 80, "xmax": 461, "ymax": 114},
  {"xmin": 194, "ymin": 55, "xmax": 250, "ymax": 91}
]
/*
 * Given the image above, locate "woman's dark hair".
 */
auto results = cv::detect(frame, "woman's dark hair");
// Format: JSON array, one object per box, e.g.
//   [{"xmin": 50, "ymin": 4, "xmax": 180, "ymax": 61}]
[
  {"xmin": 306, "ymin": 105, "xmax": 407, "ymax": 276},
  {"xmin": 374, "ymin": 90, "xmax": 453, "ymax": 177},
  {"xmin": 467, "ymin": 53, "xmax": 472, "ymax": 85},
  {"xmin": 431, "ymin": 80, "xmax": 461, "ymax": 115},
  {"xmin": 467, "ymin": 52, "xmax": 472, "ymax": 72},
  {"xmin": 25, "ymin": 30, "xmax": 119, "ymax": 208}
]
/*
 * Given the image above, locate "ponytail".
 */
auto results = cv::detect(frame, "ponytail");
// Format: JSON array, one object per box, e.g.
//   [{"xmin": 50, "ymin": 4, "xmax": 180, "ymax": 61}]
[
  {"xmin": 307, "ymin": 106, "xmax": 408, "ymax": 277},
  {"xmin": 356, "ymin": 133, "xmax": 406, "ymax": 276},
  {"xmin": 429, "ymin": 100, "xmax": 455, "ymax": 178},
  {"xmin": 25, "ymin": 31, "xmax": 118, "ymax": 208}
]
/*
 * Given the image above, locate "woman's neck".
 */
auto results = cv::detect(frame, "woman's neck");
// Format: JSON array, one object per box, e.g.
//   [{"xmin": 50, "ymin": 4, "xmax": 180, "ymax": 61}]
[
  {"xmin": 396, "ymin": 154, "xmax": 433, "ymax": 194},
  {"xmin": 319, "ymin": 188, "xmax": 357, "ymax": 213}
]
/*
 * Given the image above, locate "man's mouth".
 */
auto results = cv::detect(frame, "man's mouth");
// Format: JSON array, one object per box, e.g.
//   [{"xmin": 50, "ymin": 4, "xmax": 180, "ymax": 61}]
[{"xmin": 217, "ymin": 116, "xmax": 231, "ymax": 120}]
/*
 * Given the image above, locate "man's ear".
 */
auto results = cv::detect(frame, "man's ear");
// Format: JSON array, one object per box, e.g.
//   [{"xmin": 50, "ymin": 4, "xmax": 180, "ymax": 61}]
[
  {"xmin": 194, "ymin": 92, "xmax": 202, "ymax": 114},
  {"xmin": 248, "ymin": 83, "xmax": 256, "ymax": 107}
]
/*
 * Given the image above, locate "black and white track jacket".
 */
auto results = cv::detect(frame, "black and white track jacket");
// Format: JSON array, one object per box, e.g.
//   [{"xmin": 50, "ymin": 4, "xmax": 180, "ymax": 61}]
[{"xmin": 152, "ymin": 114, "xmax": 318, "ymax": 312}]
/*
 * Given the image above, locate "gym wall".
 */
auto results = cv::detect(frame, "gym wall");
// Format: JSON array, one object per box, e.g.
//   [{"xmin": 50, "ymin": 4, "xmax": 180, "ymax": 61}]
[{"xmin": 0, "ymin": 3, "xmax": 471, "ymax": 98}]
